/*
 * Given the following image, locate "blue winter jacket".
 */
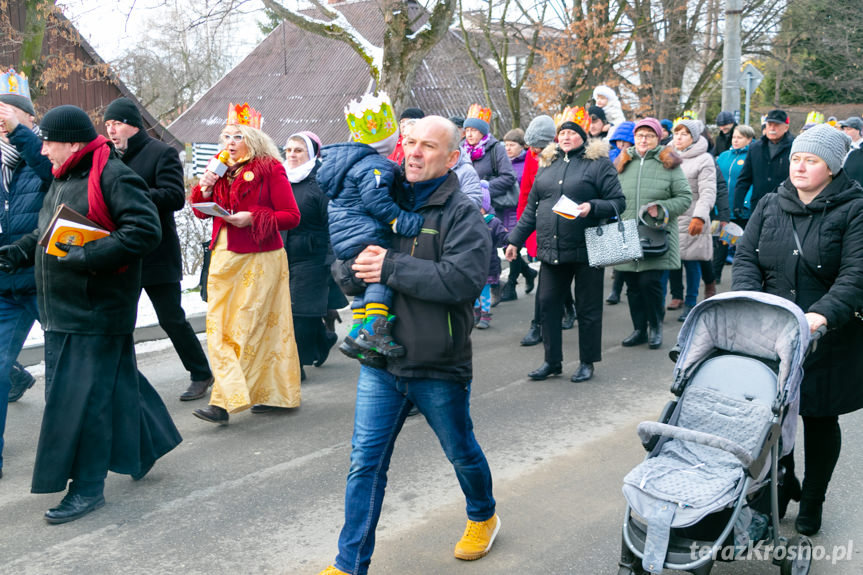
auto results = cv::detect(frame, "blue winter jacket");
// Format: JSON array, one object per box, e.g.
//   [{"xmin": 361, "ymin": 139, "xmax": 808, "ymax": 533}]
[
  {"xmin": 609, "ymin": 121, "xmax": 635, "ymax": 163},
  {"xmin": 317, "ymin": 142, "xmax": 422, "ymax": 259},
  {"xmin": 1, "ymin": 125, "xmax": 53, "ymax": 294},
  {"xmin": 717, "ymin": 145, "xmax": 752, "ymax": 219}
]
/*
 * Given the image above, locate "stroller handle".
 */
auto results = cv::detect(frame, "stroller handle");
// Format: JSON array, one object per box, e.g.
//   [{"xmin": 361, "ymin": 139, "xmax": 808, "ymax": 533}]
[{"xmin": 637, "ymin": 422, "xmax": 755, "ymax": 469}]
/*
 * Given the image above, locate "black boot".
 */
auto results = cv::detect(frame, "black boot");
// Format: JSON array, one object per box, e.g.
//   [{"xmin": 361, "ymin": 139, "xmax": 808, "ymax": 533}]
[
  {"xmin": 193, "ymin": 404, "xmax": 229, "ymax": 425},
  {"xmin": 570, "ymin": 362, "xmax": 594, "ymax": 382},
  {"xmin": 795, "ymin": 499, "xmax": 823, "ymax": 536},
  {"xmin": 8, "ymin": 362, "xmax": 35, "ymax": 402},
  {"xmin": 778, "ymin": 464, "xmax": 801, "ymax": 520},
  {"xmin": 500, "ymin": 280, "xmax": 518, "ymax": 302},
  {"xmin": 622, "ymin": 330, "xmax": 647, "ymax": 347},
  {"xmin": 528, "ymin": 362, "xmax": 562, "ymax": 380},
  {"xmin": 356, "ymin": 316, "xmax": 406, "ymax": 358},
  {"xmin": 561, "ymin": 303, "xmax": 576, "ymax": 330},
  {"xmin": 523, "ymin": 263, "xmax": 537, "ymax": 294},
  {"xmin": 44, "ymin": 492, "xmax": 106, "ymax": 524},
  {"xmin": 520, "ymin": 320, "xmax": 542, "ymax": 346},
  {"xmin": 647, "ymin": 325, "xmax": 663, "ymax": 349}
]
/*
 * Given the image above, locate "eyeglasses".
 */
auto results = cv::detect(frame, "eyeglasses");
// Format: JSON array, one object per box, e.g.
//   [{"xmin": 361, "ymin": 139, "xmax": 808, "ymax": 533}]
[
  {"xmin": 634, "ymin": 133, "xmax": 658, "ymax": 140},
  {"xmin": 220, "ymin": 133, "xmax": 244, "ymax": 143}
]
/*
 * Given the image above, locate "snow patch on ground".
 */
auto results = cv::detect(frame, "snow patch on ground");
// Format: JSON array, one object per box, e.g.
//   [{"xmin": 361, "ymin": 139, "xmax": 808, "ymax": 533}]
[{"xmin": 23, "ymin": 275, "xmax": 208, "ymax": 348}]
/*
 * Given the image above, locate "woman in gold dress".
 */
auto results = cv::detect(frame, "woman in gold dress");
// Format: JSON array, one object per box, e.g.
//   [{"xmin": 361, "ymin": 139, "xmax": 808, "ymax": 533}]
[{"xmin": 189, "ymin": 103, "xmax": 301, "ymax": 424}]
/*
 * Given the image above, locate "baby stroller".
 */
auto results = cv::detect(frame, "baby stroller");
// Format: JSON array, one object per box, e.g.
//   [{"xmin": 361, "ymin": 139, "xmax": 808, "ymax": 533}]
[{"xmin": 618, "ymin": 291, "xmax": 822, "ymax": 575}]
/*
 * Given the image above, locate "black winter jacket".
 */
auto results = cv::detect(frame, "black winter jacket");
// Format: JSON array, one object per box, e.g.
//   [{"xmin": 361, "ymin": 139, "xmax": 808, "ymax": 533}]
[
  {"xmin": 334, "ymin": 172, "xmax": 491, "ymax": 382},
  {"xmin": 284, "ymin": 164, "xmax": 332, "ymax": 317},
  {"xmin": 732, "ymin": 171, "xmax": 863, "ymax": 416},
  {"xmin": 0, "ymin": 125, "xmax": 53, "ymax": 295},
  {"xmin": 120, "ymin": 129, "xmax": 185, "ymax": 286},
  {"xmin": 845, "ymin": 147, "xmax": 863, "ymax": 187},
  {"xmin": 16, "ymin": 151, "xmax": 162, "ymax": 335},
  {"xmin": 733, "ymin": 132, "xmax": 793, "ymax": 217},
  {"xmin": 507, "ymin": 139, "xmax": 625, "ymax": 265}
]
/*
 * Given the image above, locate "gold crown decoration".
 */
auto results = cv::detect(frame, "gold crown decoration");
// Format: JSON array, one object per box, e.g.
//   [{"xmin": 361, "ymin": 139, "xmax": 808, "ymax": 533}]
[
  {"xmin": 227, "ymin": 102, "xmax": 263, "ymax": 129},
  {"xmin": 344, "ymin": 92, "xmax": 398, "ymax": 144},
  {"xmin": 466, "ymin": 104, "xmax": 492, "ymax": 123},
  {"xmin": 554, "ymin": 106, "xmax": 591, "ymax": 133},
  {"xmin": 805, "ymin": 111, "xmax": 824, "ymax": 125},
  {"xmin": 681, "ymin": 110, "xmax": 698, "ymax": 120},
  {"xmin": 1, "ymin": 68, "xmax": 30, "ymax": 98}
]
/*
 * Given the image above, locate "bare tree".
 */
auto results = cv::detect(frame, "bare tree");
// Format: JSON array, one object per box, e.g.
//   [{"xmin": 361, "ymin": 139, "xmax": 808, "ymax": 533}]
[
  {"xmin": 257, "ymin": 0, "xmax": 457, "ymax": 112},
  {"xmin": 111, "ymin": 0, "xmax": 239, "ymax": 123},
  {"xmin": 527, "ymin": 0, "xmax": 632, "ymax": 115},
  {"xmin": 457, "ymin": 0, "xmax": 548, "ymax": 130}
]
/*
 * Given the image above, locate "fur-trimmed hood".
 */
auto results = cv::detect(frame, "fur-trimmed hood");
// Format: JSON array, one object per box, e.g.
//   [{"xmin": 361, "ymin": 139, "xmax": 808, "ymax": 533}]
[
  {"xmin": 614, "ymin": 145, "xmax": 682, "ymax": 173},
  {"xmin": 538, "ymin": 138, "xmax": 610, "ymax": 168}
]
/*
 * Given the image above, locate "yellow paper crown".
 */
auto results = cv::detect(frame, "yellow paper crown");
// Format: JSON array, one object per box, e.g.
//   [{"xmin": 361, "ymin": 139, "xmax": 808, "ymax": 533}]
[
  {"xmin": 466, "ymin": 104, "xmax": 492, "ymax": 123},
  {"xmin": 805, "ymin": 111, "xmax": 824, "ymax": 125},
  {"xmin": 681, "ymin": 110, "xmax": 698, "ymax": 120},
  {"xmin": 1, "ymin": 68, "xmax": 30, "ymax": 98},
  {"xmin": 553, "ymin": 106, "xmax": 590, "ymax": 133},
  {"xmin": 227, "ymin": 102, "xmax": 262, "ymax": 129},
  {"xmin": 345, "ymin": 92, "xmax": 397, "ymax": 144}
]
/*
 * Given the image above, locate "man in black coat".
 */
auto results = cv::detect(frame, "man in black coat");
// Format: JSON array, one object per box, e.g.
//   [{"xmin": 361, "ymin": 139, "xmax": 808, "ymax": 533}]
[
  {"xmin": 0, "ymin": 105, "xmax": 181, "ymax": 524},
  {"xmin": 103, "ymin": 98, "xmax": 213, "ymax": 401},
  {"xmin": 733, "ymin": 109, "xmax": 794, "ymax": 223},
  {"xmin": 713, "ymin": 110, "xmax": 736, "ymax": 157}
]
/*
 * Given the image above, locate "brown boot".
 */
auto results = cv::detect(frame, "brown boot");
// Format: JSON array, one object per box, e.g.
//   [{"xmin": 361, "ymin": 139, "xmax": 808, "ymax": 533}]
[
  {"xmin": 703, "ymin": 281, "xmax": 717, "ymax": 300},
  {"xmin": 667, "ymin": 298, "xmax": 684, "ymax": 310}
]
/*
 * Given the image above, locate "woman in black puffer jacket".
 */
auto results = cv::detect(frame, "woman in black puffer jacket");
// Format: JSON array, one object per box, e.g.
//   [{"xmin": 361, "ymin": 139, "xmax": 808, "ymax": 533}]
[
  {"xmin": 507, "ymin": 116, "xmax": 625, "ymax": 383},
  {"xmin": 732, "ymin": 124, "xmax": 863, "ymax": 536},
  {"xmin": 283, "ymin": 132, "xmax": 341, "ymax": 376}
]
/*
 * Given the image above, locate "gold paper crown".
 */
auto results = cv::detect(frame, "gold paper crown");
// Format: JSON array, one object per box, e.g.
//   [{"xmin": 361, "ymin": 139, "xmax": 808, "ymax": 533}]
[
  {"xmin": 553, "ymin": 106, "xmax": 591, "ymax": 133},
  {"xmin": 681, "ymin": 110, "xmax": 698, "ymax": 120},
  {"xmin": 805, "ymin": 111, "xmax": 824, "ymax": 125},
  {"xmin": 345, "ymin": 92, "xmax": 397, "ymax": 144},
  {"xmin": 1, "ymin": 68, "xmax": 30, "ymax": 98},
  {"xmin": 466, "ymin": 104, "xmax": 492, "ymax": 123},
  {"xmin": 227, "ymin": 102, "xmax": 262, "ymax": 129}
]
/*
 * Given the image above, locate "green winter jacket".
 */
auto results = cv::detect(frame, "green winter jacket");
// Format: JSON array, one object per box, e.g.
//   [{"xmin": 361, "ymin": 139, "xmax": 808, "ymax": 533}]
[{"xmin": 613, "ymin": 145, "xmax": 692, "ymax": 272}]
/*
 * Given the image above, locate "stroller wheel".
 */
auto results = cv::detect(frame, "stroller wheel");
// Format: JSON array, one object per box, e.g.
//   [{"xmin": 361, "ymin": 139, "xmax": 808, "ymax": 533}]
[
  {"xmin": 617, "ymin": 567, "xmax": 646, "ymax": 575},
  {"xmin": 779, "ymin": 535, "xmax": 812, "ymax": 575}
]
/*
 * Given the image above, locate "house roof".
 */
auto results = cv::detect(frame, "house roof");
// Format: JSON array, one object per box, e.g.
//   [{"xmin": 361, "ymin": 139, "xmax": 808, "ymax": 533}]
[{"xmin": 168, "ymin": 0, "xmax": 525, "ymax": 146}]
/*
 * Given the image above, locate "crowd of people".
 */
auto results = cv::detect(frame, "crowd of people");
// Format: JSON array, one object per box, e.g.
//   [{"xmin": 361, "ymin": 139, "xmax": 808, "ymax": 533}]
[{"xmin": 1, "ymin": 65, "xmax": 863, "ymax": 573}]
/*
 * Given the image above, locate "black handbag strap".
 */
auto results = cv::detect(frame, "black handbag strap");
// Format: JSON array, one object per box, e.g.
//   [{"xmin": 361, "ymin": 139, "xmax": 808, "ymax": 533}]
[{"xmin": 790, "ymin": 214, "xmax": 832, "ymax": 292}]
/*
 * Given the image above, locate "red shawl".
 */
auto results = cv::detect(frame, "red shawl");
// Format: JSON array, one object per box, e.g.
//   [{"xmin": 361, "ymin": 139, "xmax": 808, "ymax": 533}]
[{"xmin": 51, "ymin": 135, "xmax": 116, "ymax": 231}]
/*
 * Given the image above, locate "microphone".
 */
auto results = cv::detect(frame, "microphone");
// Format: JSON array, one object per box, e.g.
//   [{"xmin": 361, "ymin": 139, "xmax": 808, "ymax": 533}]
[{"xmin": 201, "ymin": 150, "xmax": 230, "ymax": 192}]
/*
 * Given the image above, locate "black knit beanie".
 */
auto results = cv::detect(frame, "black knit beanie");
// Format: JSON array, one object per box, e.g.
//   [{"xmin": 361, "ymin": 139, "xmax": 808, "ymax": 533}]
[
  {"xmin": 0, "ymin": 94, "xmax": 35, "ymax": 116},
  {"xmin": 103, "ymin": 97, "xmax": 144, "ymax": 129},
  {"xmin": 399, "ymin": 107, "xmax": 424, "ymax": 121},
  {"xmin": 558, "ymin": 121, "xmax": 587, "ymax": 142},
  {"xmin": 40, "ymin": 105, "xmax": 98, "ymax": 143}
]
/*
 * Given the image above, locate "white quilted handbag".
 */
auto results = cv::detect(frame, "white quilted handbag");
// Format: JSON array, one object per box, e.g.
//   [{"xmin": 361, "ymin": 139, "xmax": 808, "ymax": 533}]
[{"xmin": 584, "ymin": 204, "xmax": 643, "ymax": 267}]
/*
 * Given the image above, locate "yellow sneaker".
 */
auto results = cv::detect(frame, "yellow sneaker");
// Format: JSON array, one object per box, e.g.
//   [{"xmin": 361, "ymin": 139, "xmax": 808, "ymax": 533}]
[
  {"xmin": 316, "ymin": 567, "xmax": 348, "ymax": 575},
  {"xmin": 454, "ymin": 514, "xmax": 501, "ymax": 560}
]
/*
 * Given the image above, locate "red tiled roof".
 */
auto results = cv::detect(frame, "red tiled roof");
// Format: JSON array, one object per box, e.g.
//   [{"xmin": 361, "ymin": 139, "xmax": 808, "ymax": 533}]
[{"xmin": 168, "ymin": 1, "xmax": 526, "ymax": 146}]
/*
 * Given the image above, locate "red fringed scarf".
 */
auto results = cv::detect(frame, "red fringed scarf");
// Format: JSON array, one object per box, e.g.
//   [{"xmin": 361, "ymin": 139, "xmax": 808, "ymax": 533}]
[{"xmin": 51, "ymin": 135, "xmax": 116, "ymax": 232}]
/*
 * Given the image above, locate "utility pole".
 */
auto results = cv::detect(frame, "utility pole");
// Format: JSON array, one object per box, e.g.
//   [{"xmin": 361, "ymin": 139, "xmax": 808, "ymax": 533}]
[{"xmin": 721, "ymin": 0, "xmax": 742, "ymax": 121}]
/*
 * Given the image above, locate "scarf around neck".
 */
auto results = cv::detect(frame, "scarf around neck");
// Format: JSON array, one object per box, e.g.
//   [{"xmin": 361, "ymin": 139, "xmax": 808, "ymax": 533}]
[
  {"xmin": 463, "ymin": 133, "xmax": 490, "ymax": 162},
  {"xmin": 284, "ymin": 157, "xmax": 317, "ymax": 184},
  {"xmin": 1, "ymin": 124, "xmax": 41, "ymax": 194},
  {"xmin": 51, "ymin": 135, "xmax": 116, "ymax": 232}
]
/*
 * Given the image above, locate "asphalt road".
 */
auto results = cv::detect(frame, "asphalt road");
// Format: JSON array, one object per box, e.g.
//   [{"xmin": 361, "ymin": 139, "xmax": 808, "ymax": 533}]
[{"xmin": 1, "ymin": 271, "xmax": 861, "ymax": 574}]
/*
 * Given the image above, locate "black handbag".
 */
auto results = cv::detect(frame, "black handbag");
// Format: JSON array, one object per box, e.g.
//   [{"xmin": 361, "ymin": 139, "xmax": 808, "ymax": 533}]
[
  {"xmin": 488, "ymin": 143, "xmax": 519, "ymax": 211},
  {"xmin": 637, "ymin": 202, "xmax": 669, "ymax": 258}
]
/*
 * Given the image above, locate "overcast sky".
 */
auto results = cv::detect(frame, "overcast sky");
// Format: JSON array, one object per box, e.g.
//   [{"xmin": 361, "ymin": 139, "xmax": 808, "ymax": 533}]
[{"xmin": 57, "ymin": 0, "xmax": 262, "ymax": 63}]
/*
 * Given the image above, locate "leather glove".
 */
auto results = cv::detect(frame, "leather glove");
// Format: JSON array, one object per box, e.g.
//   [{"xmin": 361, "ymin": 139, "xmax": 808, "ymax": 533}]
[
  {"xmin": 0, "ymin": 244, "xmax": 27, "ymax": 273},
  {"xmin": 54, "ymin": 242, "xmax": 89, "ymax": 269},
  {"xmin": 688, "ymin": 217, "xmax": 704, "ymax": 236}
]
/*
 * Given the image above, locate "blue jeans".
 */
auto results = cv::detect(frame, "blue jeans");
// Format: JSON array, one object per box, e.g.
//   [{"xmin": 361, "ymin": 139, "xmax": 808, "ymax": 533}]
[
  {"xmin": 662, "ymin": 262, "xmax": 702, "ymax": 308},
  {"xmin": 0, "ymin": 291, "xmax": 39, "ymax": 471},
  {"xmin": 335, "ymin": 366, "xmax": 495, "ymax": 575}
]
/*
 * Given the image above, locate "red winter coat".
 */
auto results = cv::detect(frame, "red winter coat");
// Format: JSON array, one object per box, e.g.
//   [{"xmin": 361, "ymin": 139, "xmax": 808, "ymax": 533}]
[
  {"xmin": 516, "ymin": 148, "xmax": 539, "ymax": 257},
  {"xmin": 191, "ymin": 155, "xmax": 300, "ymax": 253}
]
